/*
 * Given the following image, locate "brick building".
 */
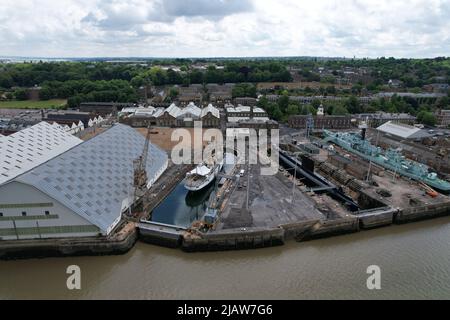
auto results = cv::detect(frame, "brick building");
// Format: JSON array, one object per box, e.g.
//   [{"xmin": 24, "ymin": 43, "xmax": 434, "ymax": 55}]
[{"xmin": 288, "ymin": 115, "xmax": 352, "ymax": 129}]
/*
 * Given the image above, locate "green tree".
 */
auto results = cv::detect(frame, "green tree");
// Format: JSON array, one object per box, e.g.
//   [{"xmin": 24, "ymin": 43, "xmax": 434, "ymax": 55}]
[
  {"xmin": 39, "ymin": 87, "xmax": 54, "ymax": 100},
  {"xmin": 311, "ymin": 99, "xmax": 322, "ymax": 109},
  {"xmin": 14, "ymin": 89, "xmax": 27, "ymax": 100},
  {"xmin": 232, "ymin": 83, "xmax": 256, "ymax": 98},
  {"xmin": 270, "ymin": 104, "xmax": 283, "ymax": 121},
  {"xmin": 301, "ymin": 104, "xmax": 317, "ymax": 115},
  {"xmin": 169, "ymin": 87, "xmax": 179, "ymax": 101},
  {"xmin": 67, "ymin": 95, "xmax": 83, "ymax": 109},
  {"xmin": 278, "ymin": 93, "xmax": 289, "ymax": 112},
  {"xmin": 0, "ymin": 74, "xmax": 13, "ymax": 89},
  {"xmin": 149, "ymin": 67, "xmax": 167, "ymax": 86},
  {"xmin": 344, "ymin": 96, "xmax": 362, "ymax": 114},
  {"xmin": 286, "ymin": 104, "xmax": 300, "ymax": 115},
  {"xmin": 417, "ymin": 111, "xmax": 436, "ymax": 126},
  {"xmin": 257, "ymin": 95, "xmax": 269, "ymax": 110},
  {"xmin": 332, "ymin": 104, "xmax": 349, "ymax": 115}
]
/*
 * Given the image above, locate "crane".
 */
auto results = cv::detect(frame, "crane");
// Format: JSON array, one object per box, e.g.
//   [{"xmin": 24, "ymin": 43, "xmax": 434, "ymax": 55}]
[{"xmin": 133, "ymin": 124, "xmax": 151, "ymax": 199}]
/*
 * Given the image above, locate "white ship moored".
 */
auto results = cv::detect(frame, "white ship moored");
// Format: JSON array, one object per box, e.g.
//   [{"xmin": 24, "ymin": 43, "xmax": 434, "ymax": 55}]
[{"xmin": 184, "ymin": 158, "xmax": 224, "ymax": 192}]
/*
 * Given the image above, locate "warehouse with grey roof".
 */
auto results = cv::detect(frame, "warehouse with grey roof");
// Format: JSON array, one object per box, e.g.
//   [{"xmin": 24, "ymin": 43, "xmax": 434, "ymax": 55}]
[{"xmin": 0, "ymin": 124, "xmax": 168, "ymax": 240}]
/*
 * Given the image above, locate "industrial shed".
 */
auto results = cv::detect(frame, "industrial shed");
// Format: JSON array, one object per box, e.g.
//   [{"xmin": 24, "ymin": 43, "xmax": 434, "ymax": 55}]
[
  {"xmin": 0, "ymin": 124, "xmax": 168, "ymax": 240},
  {"xmin": 377, "ymin": 121, "xmax": 432, "ymax": 140},
  {"xmin": 0, "ymin": 121, "xmax": 83, "ymax": 185}
]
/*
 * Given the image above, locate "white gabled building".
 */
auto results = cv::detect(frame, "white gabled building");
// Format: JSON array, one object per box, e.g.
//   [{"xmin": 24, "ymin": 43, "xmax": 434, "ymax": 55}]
[
  {"xmin": 0, "ymin": 124, "xmax": 168, "ymax": 240},
  {"xmin": 176, "ymin": 102, "xmax": 202, "ymax": 127},
  {"xmin": 201, "ymin": 104, "xmax": 220, "ymax": 127},
  {"xmin": 225, "ymin": 104, "xmax": 269, "ymax": 123},
  {"xmin": 157, "ymin": 103, "xmax": 181, "ymax": 127}
]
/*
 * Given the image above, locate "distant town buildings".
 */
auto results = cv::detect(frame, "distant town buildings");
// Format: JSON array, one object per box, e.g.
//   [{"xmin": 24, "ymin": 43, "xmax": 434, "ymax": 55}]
[
  {"xmin": 25, "ymin": 86, "xmax": 42, "ymax": 101},
  {"xmin": 44, "ymin": 110, "xmax": 92, "ymax": 127},
  {"xmin": 423, "ymin": 83, "xmax": 450, "ymax": 94},
  {"xmin": 266, "ymin": 94, "xmax": 376, "ymax": 105},
  {"xmin": 435, "ymin": 109, "xmax": 450, "ymax": 128},
  {"xmin": 225, "ymin": 104, "xmax": 269, "ymax": 123},
  {"xmin": 119, "ymin": 102, "xmax": 221, "ymax": 128},
  {"xmin": 288, "ymin": 115, "xmax": 353, "ymax": 130},
  {"xmin": 355, "ymin": 112, "xmax": 417, "ymax": 127},
  {"xmin": 388, "ymin": 79, "xmax": 404, "ymax": 89},
  {"xmin": 374, "ymin": 92, "xmax": 446, "ymax": 104},
  {"xmin": 118, "ymin": 101, "xmax": 275, "ymax": 130},
  {"xmin": 234, "ymin": 97, "xmax": 257, "ymax": 106},
  {"xmin": 0, "ymin": 108, "xmax": 106, "ymax": 136},
  {"xmin": 79, "ymin": 102, "xmax": 134, "ymax": 116},
  {"xmin": 207, "ymin": 83, "xmax": 233, "ymax": 106}
]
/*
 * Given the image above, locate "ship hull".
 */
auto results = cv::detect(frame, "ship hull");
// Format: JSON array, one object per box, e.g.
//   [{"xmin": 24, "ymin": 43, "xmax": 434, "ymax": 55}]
[
  {"xmin": 184, "ymin": 163, "xmax": 223, "ymax": 192},
  {"xmin": 325, "ymin": 133, "xmax": 450, "ymax": 194}
]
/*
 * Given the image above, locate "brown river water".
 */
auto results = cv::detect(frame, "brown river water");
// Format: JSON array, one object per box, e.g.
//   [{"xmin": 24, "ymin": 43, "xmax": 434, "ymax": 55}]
[{"xmin": 1, "ymin": 216, "xmax": 449, "ymax": 299}]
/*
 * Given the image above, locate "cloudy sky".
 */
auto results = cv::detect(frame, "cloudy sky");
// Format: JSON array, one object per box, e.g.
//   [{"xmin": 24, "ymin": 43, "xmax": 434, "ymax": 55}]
[{"xmin": 0, "ymin": 0, "xmax": 449, "ymax": 58}]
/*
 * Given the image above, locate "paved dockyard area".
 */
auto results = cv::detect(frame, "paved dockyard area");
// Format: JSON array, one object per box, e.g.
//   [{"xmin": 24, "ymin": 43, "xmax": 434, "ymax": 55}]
[
  {"xmin": 319, "ymin": 141, "xmax": 450, "ymax": 210},
  {"xmin": 137, "ymin": 127, "xmax": 209, "ymax": 152},
  {"xmin": 217, "ymin": 163, "xmax": 324, "ymax": 230},
  {"xmin": 366, "ymin": 173, "xmax": 450, "ymax": 209}
]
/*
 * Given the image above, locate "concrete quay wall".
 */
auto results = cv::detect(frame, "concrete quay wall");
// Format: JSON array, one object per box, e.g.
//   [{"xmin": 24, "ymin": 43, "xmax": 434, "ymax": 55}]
[
  {"xmin": 182, "ymin": 227, "xmax": 285, "ymax": 252},
  {"xmin": 396, "ymin": 202, "xmax": 450, "ymax": 223},
  {"xmin": 2, "ymin": 202, "xmax": 450, "ymax": 259},
  {"xmin": 304, "ymin": 217, "xmax": 359, "ymax": 240},
  {"xmin": 0, "ymin": 228, "xmax": 138, "ymax": 260}
]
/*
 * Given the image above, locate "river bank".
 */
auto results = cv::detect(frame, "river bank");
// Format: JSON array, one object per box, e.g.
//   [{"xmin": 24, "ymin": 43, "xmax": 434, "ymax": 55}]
[
  {"xmin": 1, "ymin": 216, "xmax": 450, "ymax": 299},
  {"xmin": 1, "ymin": 198, "xmax": 449, "ymax": 259}
]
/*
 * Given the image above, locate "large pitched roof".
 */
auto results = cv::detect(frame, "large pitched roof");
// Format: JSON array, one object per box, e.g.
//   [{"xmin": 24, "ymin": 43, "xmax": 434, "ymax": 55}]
[
  {"xmin": 165, "ymin": 103, "xmax": 182, "ymax": 118},
  {"xmin": 0, "ymin": 122, "xmax": 82, "ymax": 185},
  {"xmin": 377, "ymin": 121, "xmax": 421, "ymax": 139},
  {"xmin": 177, "ymin": 102, "xmax": 201, "ymax": 119},
  {"xmin": 13, "ymin": 124, "xmax": 168, "ymax": 234},
  {"xmin": 201, "ymin": 104, "xmax": 220, "ymax": 118}
]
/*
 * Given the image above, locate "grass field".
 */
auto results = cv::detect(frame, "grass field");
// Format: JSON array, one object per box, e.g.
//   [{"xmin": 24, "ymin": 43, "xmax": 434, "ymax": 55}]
[{"xmin": 0, "ymin": 99, "xmax": 67, "ymax": 109}]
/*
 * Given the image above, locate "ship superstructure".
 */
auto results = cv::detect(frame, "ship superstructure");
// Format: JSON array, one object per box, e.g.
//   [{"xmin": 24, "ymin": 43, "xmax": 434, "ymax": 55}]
[{"xmin": 323, "ymin": 130, "xmax": 450, "ymax": 194}]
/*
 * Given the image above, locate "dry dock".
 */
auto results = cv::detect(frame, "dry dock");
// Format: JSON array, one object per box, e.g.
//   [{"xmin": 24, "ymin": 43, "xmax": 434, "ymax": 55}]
[{"xmin": 2, "ymin": 141, "xmax": 450, "ymax": 259}]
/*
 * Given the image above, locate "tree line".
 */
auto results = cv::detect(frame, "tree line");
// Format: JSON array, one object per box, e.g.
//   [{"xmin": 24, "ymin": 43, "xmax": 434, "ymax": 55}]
[{"xmin": 257, "ymin": 92, "xmax": 449, "ymax": 126}]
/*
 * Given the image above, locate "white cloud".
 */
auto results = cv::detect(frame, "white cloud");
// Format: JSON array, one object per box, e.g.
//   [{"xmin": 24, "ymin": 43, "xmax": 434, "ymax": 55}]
[{"xmin": 0, "ymin": 0, "xmax": 449, "ymax": 58}]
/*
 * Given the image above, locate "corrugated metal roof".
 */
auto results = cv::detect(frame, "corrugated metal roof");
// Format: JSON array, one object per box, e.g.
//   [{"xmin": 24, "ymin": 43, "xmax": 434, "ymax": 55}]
[
  {"xmin": 377, "ymin": 121, "xmax": 421, "ymax": 139},
  {"xmin": 227, "ymin": 105, "xmax": 251, "ymax": 113},
  {"xmin": 134, "ymin": 106, "xmax": 156, "ymax": 116},
  {"xmin": 165, "ymin": 103, "xmax": 182, "ymax": 118},
  {"xmin": 177, "ymin": 102, "xmax": 201, "ymax": 119},
  {"xmin": 0, "ymin": 122, "xmax": 82, "ymax": 185},
  {"xmin": 253, "ymin": 107, "xmax": 267, "ymax": 114},
  {"xmin": 201, "ymin": 104, "xmax": 220, "ymax": 118},
  {"xmin": 152, "ymin": 108, "xmax": 165, "ymax": 118},
  {"xmin": 13, "ymin": 124, "xmax": 168, "ymax": 234}
]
